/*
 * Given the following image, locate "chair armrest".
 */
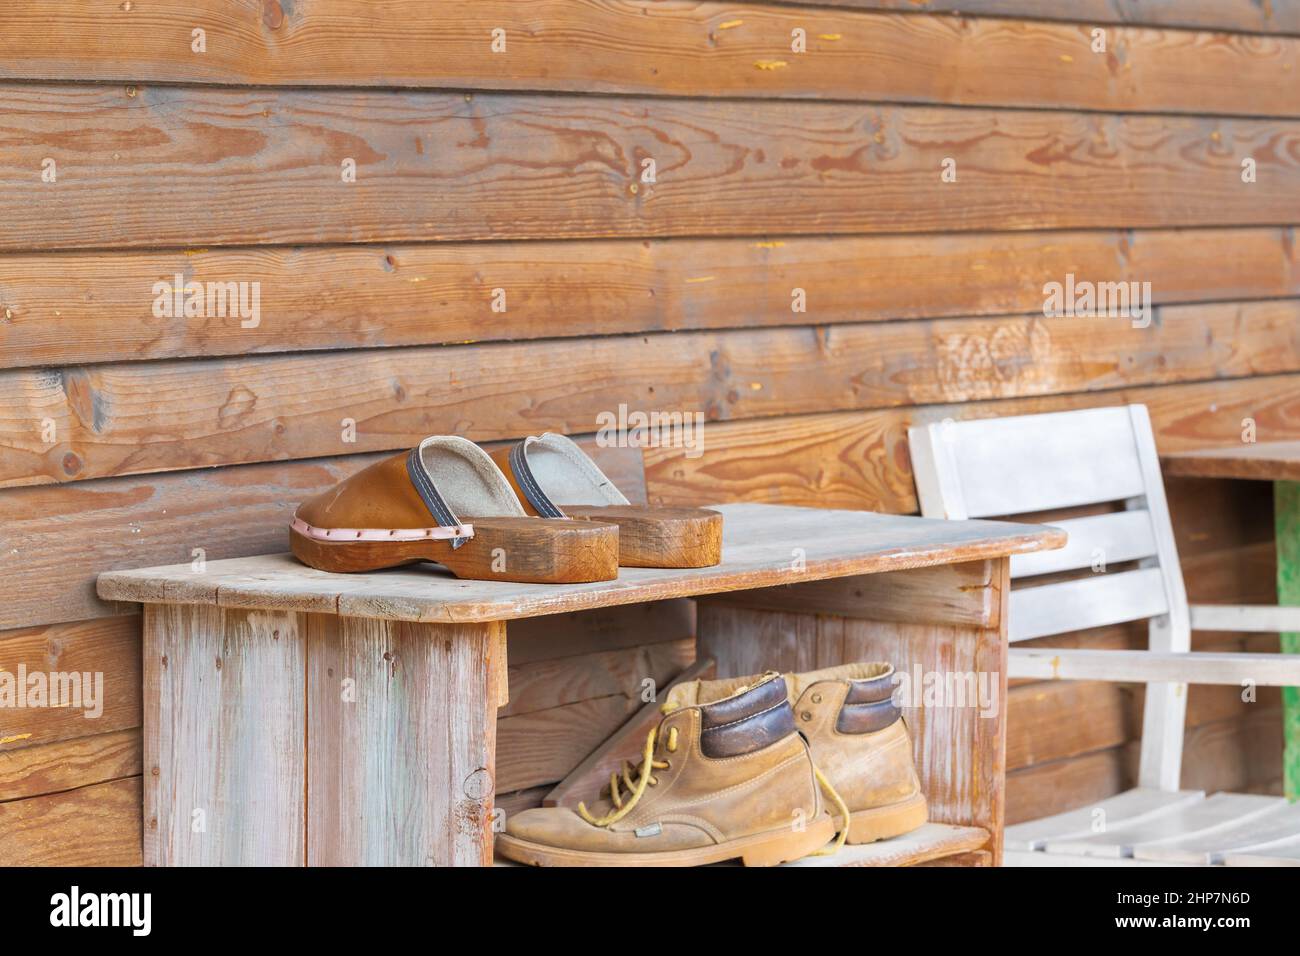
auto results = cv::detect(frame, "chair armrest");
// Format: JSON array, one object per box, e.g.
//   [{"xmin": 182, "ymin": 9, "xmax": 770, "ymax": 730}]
[
  {"xmin": 1008, "ymin": 647, "xmax": 1300, "ymax": 686},
  {"xmin": 1189, "ymin": 604, "xmax": 1300, "ymax": 634}
]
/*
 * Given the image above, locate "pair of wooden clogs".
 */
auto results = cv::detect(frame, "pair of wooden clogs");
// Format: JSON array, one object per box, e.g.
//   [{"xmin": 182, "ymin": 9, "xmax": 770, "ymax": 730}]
[{"xmin": 290, "ymin": 434, "xmax": 721, "ymax": 583}]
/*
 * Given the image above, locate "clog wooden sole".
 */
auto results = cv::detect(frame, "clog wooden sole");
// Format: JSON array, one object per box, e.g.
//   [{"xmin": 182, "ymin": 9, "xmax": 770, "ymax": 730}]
[
  {"xmin": 291, "ymin": 516, "xmax": 619, "ymax": 584},
  {"xmin": 561, "ymin": 505, "xmax": 723, "ymax": 568}
]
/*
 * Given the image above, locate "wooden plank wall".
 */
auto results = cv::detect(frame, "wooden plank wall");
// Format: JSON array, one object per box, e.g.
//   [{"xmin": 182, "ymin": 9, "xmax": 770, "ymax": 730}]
[{"xmin": 2, "ymin": 0, "xmax": 1297, "ymax": 862}]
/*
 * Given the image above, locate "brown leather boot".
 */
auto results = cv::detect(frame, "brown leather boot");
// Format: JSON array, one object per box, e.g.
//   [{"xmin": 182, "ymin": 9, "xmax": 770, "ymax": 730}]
[
  {"xmin": 786, "ymin": 663, "xmax": 928, "ymax": 843},
  {"xmin": 496, "ymin": 673, "xmax": 835, "ymax": 866}
]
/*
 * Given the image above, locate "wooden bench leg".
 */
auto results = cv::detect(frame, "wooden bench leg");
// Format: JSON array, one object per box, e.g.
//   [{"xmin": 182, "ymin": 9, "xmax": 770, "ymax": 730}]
[
  {"xmin": 305, "ymin": 615, "xmax": 505, "ymax": 866},
  {"xmin": 695, "ymin": 558, "xmax": 1009, "ymax": 866},
  {"xmin": 143, "ymin": 604, "xmax": 307, "ymax": 866},
  {"xmin": 144, "ymin": 604, "xmax": 505, "ymax": 865}
]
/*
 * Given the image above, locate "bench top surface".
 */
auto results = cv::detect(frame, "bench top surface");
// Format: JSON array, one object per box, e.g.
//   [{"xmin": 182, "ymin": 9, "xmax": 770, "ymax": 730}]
[
  {"xmin": 1161, "ymin": 440, "xmax": 1300, "ymax": 482},
  {"xmin": 97, "ymin": 502, "xmax": 1064, "ymax": 623}
]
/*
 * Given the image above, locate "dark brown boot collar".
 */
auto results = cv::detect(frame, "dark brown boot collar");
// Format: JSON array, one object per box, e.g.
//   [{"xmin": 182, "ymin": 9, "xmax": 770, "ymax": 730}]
[{"xmin": 698, "ymin": 675, "xmax": 796, "ymax": 759}]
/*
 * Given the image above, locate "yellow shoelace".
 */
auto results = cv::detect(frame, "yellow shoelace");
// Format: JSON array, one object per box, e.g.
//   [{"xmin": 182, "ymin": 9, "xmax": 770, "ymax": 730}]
[
  {"xmin": 576, "ymin": 712, "xmax": 851, "ymax": 858},
  {"xmin": 812, "ymin": 765, "xmax": 850, "ymax": 856},
  {"xmin": 578, "ymin": 722, "xmax": 679, "ymax": 827}
]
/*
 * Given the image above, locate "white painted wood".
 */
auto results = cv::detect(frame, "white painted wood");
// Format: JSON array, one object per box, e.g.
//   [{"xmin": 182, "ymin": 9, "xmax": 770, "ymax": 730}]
[
  {"xmin": 908, "ymin": 403, "xmax": 1300, "ymax": 795},
  {"xmin": 1139, "ymin": 619, "xmax": 1188, "ymax": 792},
  {"xmin": 1133, "ymin": 799, "xmax": 1299, "ymax": 864},
  {"xmin": 1221, "ymin": 836, "xmax": 1300, "ymax": 866},
  {"xmin": 1127, "ymin": 405, "xmax": 1192, "ymax": 791},
  {"xmin": 1046, "ymin": 793, "xmax": 1283, "ymax": 858},
  {"xmin": 1009, "ymin": 510, "xmax": 1157, "ymax": 579},
  {"xmin": 1008, "ymin": 648, "xmax": 1300, "ymax": 685},
  {"xmin": 1008, "ymin": 568, "xmax": 1169, "ymax": 642},
  {"xmin": 1004, "ymin": 849, "xmax": 1187, "ymax": 867},
  {"xmin": 911, "ymin": 407, "xmax": 1147, "ymax": 519},
  {"xmin": 907, "ymin": 423, "xmax": 969, "ymax": 520},
  {"xmin": 1004, "ymin": 788, "xmax": 1205, "ymax": 851},
  {"xmin": 1190, "ymin": 604, "xmax": 1300, "ymax": 633}
]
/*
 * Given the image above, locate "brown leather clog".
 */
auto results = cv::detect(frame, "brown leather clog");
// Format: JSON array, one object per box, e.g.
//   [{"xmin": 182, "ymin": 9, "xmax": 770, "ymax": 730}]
[
  {"xmin": 291, "ymin": 436, "xmax": 620, "ymax": 584},
  {"xmin": 489, "ymin": 433, "xmax": 722, "ymax": 568}
]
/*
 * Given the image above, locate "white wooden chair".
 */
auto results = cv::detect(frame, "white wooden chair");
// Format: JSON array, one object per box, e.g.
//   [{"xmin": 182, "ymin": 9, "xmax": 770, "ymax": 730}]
[{"xmin": 908, "ymin": 405, "xmax": 1300, "ymax": 866}]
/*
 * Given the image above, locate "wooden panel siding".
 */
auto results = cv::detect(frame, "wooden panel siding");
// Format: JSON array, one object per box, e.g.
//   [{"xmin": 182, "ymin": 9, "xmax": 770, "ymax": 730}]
[
  {"xmin": 1, "ymin": 0, "xmax": 1294, "ymax": 863},
  {"xmin": 2, "ymin": 229, "xmax": 1298, "ymax": 368},
  {"xmin": 5, "ymin": 87, "xmax": 1300, "ymax": 251},
  {"xmin": 1, "ymin": 2, "xmax": 1297, "ymax": 116},
  {"xmin": 5, "ymin": 303, "xmax": 1300, "ymax": 489}
]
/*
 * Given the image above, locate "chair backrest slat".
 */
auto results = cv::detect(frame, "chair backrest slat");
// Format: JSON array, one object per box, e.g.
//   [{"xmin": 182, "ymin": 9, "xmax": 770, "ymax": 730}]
[
  {"xmin": 913, "ymin": 406, "xmax": 1146, "ymax": 519},
  {"xmin": 1010, "ymin": 509, "xmax": 1158, "ymax": 579},
  {"xmin": 908, "ymin": 404, "xmax": 1193, "ymax": 791},
  {"xmin": 1009, "ymin": 567, "xmax": 1169, "ymax": 642}
]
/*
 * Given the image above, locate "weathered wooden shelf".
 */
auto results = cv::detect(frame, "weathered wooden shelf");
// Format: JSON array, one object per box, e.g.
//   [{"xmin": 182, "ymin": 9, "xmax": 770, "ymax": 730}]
[
  {"xmin": 97, "ymin": 501, "xmax": 1062, "ymax": 867},
  {"xmin": 782, "ymin": 824, "xmax": 990, "ymax": 867},
  {"xmin": 97, "ymin": 502, "xmax": 1061, "ymax": 623}
]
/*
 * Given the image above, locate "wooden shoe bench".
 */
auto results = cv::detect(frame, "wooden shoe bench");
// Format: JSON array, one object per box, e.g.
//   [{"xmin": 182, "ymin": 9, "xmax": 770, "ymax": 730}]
[{"xmin": 97, "ymin": 502, "xmax": 1062, "ymax": 867}]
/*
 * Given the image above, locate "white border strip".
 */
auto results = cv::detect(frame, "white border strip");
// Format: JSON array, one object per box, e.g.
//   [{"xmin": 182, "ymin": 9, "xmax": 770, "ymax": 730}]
[{"xmin": 290, "ymin": 516, "xmax": 473, "ymax": 542}]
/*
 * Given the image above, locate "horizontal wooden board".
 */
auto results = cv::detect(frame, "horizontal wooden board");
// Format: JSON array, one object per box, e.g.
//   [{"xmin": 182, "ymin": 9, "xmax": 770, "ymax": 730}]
[
  {"xmin": 1, "ymin": 2, "xmax": 1296, "ymax": 116},
  {"xmin": 0, "ymin": 728, "xmax": 141, "ymax": 802},
  {"xmin": 96, "ymin": 504, "xmax": 1059, "ymax": 625},
  {"xmin": 500, "ymin": 638, "xmax": 694, "ymax": 718},
  {"xmin": 0, "ymin": 776, "xmax": 142, "ymax": 866},
  {"xmin": 1007, "ymin": 681, "xmax": 1130, "ymax": 771},
  {"xmin": 505, "ymin": 600, "xmax": 697, "ymax": 667},
  {"xmin": 9, "ymin": 302, "xmax": 1300, "ymax": 487},
  {"xmin": 703, "ymin": 559, "xmax": 1000, "ymax": 627},
  {"xmin": 496, "ymin": 694, "xmax": 634, "ymax": 792},
  {"xmin": 1164, "ymin": 439, "xmax": 1300, "ymax": 481},
  {"xmin": 6, "ymin": 372, "xmax": 1300, "ymax": 631},
  {"xmin": 643, "ymin": 371, "xmax": 1300, "ymax": 510},
  {"xmin": 783, "ymin": 1, "xmax": 1300, "ymax": 36},
  {"xmin": 1007, "ymin": 747, "xmax": 1126, "ymax": 824},
  {"xmin": 0, "ymin": 617, "xmax": 141, "ymax": 749},
  {"xmin": 7, "ymin": 227, "xmax": 1299, "ymax": 368},
  {"xmin": 5, "ymin": 87, "xmax": 1300, "ymax": 251}
]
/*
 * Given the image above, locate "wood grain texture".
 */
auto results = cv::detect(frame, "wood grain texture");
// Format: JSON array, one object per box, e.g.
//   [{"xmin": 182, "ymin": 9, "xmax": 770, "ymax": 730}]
[
  {"xmin": 10, "ymin": 302, "xmax": 1300, "ymax": 488},
  {"xmin": 504, "ymin": 600, "xmax": 695, "ymax": 666},
  {"xmin": 644, "ymin": 372, "xmax": 1300, "ymax": 510},
  {"xmin": 0, "ymin": 441, "xmax": 640, "ymax": 630},
  {"xmin": 0, "ymin": 728, "xmax": 141, "ymax": 801},
  {"xmin": 98, "ymin": 503, "xmax": 1062, "ymax": 624},
  {"xmin": 0, "ymin": 776, "xmax": 142, "ymax": 866},
  {"xmin": 6, "ymin": 86, "xmax": 1300, "ymax": 251},
  {"xmin": 500, "ymin": 637, "xmax": 694, "ymax": 718},
  {"xmin": 696, "ymin": 590, "xmax": 1009, "ymax": 863},
  {"xmin": 778, "ymin": 1, "xmax": 1300, "ymax": 36},
  {"xmin": 4, "ymin": 374, "xmax": 1295, "ymax": 633},
  {"xmin": 6, "ymin": 228, "xmax": 1298, "ymax": 368},
  {"xmin": 0, "ymin": 616, "xmax": 141, "ymax": 749},
  {"xmin": 703, "ymin": 559, "xmax": 999, "ymax": 627},
  {"xmin": 143, "ymin": 603, "xmax": 305, "ymax": 866},
  {"xmin": 497, "ymin": 694, "xmax": 634, "ymax": 793},
  {"xmin": 542, "ymin": 656, "xmax": 715, "ymax": 808},
  {"xmin": 5, "ymin": 374, "xmax": 1296, "ymax": 632},
  {"xmin": 306, "ymin": 614, "xmax": 501, "ymax": 866},
  {"xmin": 1, "ymin": 2, "xmax": 1297, "ymax": 116},
  {"xmin": 1163, "ymin": 440, "xmax": 1300, "ymax": 481}
]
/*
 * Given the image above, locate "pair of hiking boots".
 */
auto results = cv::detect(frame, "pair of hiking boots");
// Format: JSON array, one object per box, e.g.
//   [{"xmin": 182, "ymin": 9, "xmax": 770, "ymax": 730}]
[{"xmin": 496, "ymin": 662, "xmax": 927, "ymax": 866}]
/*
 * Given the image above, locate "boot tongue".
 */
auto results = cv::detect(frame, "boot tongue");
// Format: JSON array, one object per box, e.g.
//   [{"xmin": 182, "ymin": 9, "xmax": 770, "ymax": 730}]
[{"xmin": 663, "ymin": 671, "xmax": 781, "ymax": 713}]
